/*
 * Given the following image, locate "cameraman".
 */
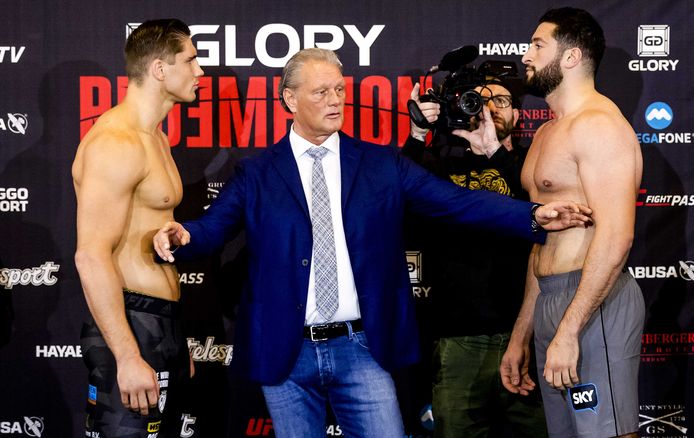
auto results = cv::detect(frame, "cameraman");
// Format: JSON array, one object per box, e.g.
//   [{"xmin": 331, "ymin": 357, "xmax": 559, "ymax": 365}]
[{"xmin": 403, "ymin": 78, "xmax": 547, "ymax": 438}]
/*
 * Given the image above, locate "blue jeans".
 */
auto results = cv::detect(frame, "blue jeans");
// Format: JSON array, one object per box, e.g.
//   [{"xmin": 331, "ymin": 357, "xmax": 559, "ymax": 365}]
[{"xmin": 262, "ymin": 326, "xmax": 404, "ymax": 438}]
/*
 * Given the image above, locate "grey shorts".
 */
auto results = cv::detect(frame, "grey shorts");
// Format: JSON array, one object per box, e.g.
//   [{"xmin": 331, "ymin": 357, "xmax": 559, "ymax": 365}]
[{"xmin": 534, "ymin": 270, "xmax": 645, "ymax": 438}]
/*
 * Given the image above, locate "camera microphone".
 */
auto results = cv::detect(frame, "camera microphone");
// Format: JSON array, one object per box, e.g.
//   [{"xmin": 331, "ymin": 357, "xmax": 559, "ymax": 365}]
[{"xmin": 428, "ymin": 45, "xmax": 479, "ymax": 73}]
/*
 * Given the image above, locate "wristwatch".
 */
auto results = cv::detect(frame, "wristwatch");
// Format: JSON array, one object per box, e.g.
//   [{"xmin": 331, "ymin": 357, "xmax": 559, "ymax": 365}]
[{"xmin": 530, "ymin": 203, "xmax": 542, "ymax": 233}]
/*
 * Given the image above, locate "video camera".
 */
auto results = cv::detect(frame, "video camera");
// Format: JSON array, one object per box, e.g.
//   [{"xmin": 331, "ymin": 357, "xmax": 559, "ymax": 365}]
[{"xmin": 408, "ymin": 45, "xmax": 518, "ymax": 130}]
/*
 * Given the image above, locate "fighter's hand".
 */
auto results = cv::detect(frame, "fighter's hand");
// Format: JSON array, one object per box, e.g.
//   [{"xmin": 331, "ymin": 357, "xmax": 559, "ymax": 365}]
[
  {"xmin": 500, "ymin": 341, "xmax": 537, "ymax": 396},
  {"xmin": 409, "ymin": 83, "xmax": 440, "ymax": 140},
  {"xmin": 543, "ymin": 331, "xmax": 580, "ymax": 390},
  {"xmin": 452, "ymin": 105, "xmax": 501, "ymax": 157},
  {"xmin": 117, "ymin": 355, "xmax": 160, "ymax": 416},
  {"xmin": 535, "ymin": 201, "xmax": 592, "ymax": 231},
  {"xmin": 153, "ymin": 221, "xmax": 190, "ymax": 262}
]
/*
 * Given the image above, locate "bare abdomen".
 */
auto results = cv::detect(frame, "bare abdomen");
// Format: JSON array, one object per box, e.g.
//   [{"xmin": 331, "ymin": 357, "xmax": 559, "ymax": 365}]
[{"xmin": 535, "ymin": 226, "xmax": 593, "ymax": 277}]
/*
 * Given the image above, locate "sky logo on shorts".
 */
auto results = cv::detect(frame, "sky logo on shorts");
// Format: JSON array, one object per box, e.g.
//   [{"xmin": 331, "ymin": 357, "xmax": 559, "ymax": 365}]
[
  {"xmin": 569, "ymin": 383, "xmax": 599, "ymax": 413},
  {"xmin": 645, "ymin": 102, "xmax": 673, "ymax": 130},
  {"xmin": 88, "ymin": 385, "xmax": 97, "ymax": 405}
]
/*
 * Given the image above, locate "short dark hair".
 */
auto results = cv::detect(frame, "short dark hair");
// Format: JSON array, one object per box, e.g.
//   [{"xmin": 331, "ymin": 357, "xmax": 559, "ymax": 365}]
[
  {"xmin": 125, "ymin": 18, "xmax": 191, "ymax": 85},
  {"xmin": 539, "ymin": 7, "xmax": 605, "ymax": 75}
]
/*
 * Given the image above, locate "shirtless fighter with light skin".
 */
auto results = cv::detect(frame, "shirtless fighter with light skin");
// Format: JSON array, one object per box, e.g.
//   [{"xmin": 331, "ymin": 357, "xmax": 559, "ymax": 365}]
[
  {"xmin": 73, "ymin": 18, "xmax": 203, "ymax": 425},
  {"xmin": 500, "ymin": 8, "xmax": 643, "ymax": 438}
]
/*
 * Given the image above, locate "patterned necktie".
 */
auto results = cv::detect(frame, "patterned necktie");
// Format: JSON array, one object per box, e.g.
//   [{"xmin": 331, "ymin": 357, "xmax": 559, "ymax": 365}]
[{"xmin": 306, "ymin": 147, "xmax": 338, "ymax": 320}]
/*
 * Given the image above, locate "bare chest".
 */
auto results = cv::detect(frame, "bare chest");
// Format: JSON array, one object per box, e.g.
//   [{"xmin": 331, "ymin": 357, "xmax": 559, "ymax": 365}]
[
  {"xmin": 136, "ymin": 136, "xmax": 183, "ymax": 210},
  {"xmin": 522, "ymin": 123, "xmax": 580, "ymax": 200}
]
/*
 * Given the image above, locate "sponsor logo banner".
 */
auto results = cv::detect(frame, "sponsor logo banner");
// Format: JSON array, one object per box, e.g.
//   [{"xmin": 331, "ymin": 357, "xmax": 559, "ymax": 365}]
[
  {"xmin": 637, "ymin": 103, "xmax": 692, "ymax": 144},
  {"xmin": 639, "ymin": 404, "xmax": 687, "ymax": 437},
  {"xmin": 0, "ymin": 187, "xmax": 29, "ymax": 213},
  {"xmin": 477, "ymin": 42, "xmax": 529, "ymax": 56},
  {"xmin": 180, "ymin": 414, "xmax": 196, "ymax": 438},
  {"xmin": 0, "ymin": 46, "xmax": 26, "ymax": 64},
  {"xmin": 628, "ymin": 262, "xmax": 694, "ymax": 281},
  {"xmin": 0, "ymin": 113, "xmax": 28, "ymax": 135},
  {"xmin": 187, "ymin": 337, "xmax": 233, "ymax": 365},
  {"xmin": 637, "ymin": 189, "xmax": 694, "ymax": 207},
  {"xmin": 641, "ymin": 333, "xmax": 694, "ymax": 363},
  {"xmin": 0, "ymin": 417, "xmax": 44, "ymax": 437},
  {"xmin": 0, "ymin": 262, "xmax": 60, "ymax": 290},
  {"xmin": 629, "ymin": 25, "xmax": 680, "ymax": 71},
  {"xmin": 35, "ymin": 345, "xmax": 82, "ymax": 358}
]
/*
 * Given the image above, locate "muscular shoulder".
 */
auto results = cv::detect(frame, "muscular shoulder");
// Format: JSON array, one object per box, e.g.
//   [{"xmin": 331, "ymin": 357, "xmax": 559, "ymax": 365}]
[
  {"xmin": 74, "ymin": 123, "xmax": 147, "ymax": 188},
  {"xmin": 567, "ymin": 102, "xmax": 637, "ymax": 158}
]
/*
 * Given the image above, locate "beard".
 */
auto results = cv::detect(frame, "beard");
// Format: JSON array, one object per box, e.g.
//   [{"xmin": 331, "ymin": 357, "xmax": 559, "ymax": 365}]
[
  {"xmin": 494, "ymin": 116, "xmax": 515, "ymax": 142},
  {"xmin": 525, "ymin": 54, "xmax": 563, "ymax": 97}
]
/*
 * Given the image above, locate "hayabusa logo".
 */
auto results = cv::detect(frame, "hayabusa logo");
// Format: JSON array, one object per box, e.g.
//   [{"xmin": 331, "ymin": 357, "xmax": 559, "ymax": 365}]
[
  {"xmin": 23, "ymin": 417, "xmax": 44, "ymax": 437},
  {"xmin": 645, "ymin": 102, "xmax": 673, "ymax": 130},
  {"xmin": 627, "ymin": 262, "xmax": 694, "ymax": 281},
  {"xmin": 478, "ymin": 42, "xmax": 529, "ymax": 55},
  {"xmin": 0, "ymin": 417, "xmax": 44, "ymax": 436},
  {"xmin": 0, "ymin": 113, "xmax": 28, "ymax": 135},
  {"xmin": 678, "ymin": 261, "xmax": 694, "ymax": 281}
]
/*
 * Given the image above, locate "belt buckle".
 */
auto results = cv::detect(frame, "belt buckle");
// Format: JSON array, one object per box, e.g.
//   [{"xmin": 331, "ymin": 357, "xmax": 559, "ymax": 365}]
[{"xmin": 309, "ymin": 325, "xmax": 328, "ymax": 342}]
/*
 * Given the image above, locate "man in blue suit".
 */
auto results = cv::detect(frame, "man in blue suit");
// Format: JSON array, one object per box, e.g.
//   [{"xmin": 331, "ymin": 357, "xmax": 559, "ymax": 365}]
[{"xmin": 153, "ymin": 48, "xmax": 591, "ymax": 438}]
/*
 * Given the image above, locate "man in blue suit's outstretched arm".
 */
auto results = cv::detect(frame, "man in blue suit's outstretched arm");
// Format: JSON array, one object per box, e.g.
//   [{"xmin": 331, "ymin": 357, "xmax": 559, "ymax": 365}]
[{"xmin": 153, "ymin": 48, "xmax": 591, "ymax": 438}]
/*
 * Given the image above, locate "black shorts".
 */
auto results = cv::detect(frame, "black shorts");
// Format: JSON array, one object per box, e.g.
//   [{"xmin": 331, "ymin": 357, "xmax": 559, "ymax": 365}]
[{"xmin": 81, "ymin": 289, "xmax": 189, "ymax": 438}]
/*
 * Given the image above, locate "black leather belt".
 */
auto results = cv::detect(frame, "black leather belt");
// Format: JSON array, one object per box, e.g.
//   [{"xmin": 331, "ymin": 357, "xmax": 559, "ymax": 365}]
[{"xmin": 304, "ymin": 320, "xmax": 363, "ymax": 341}]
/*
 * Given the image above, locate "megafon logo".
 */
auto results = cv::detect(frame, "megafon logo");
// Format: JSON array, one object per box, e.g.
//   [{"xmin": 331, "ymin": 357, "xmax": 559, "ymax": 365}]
[
  {"xmin": 637, "ymin": 102, "xmax": 692, "ymax": 144},
  {"xmin": 0, "ymin": 113, "xmax": 28, "ymax": 135},
  {"xmin": 629, "ymin": 25, "xmax": 679, "ymax": 71},
  {"xmin": 645, "ymin": 102, "xmax": 673, "ymax": 130}
]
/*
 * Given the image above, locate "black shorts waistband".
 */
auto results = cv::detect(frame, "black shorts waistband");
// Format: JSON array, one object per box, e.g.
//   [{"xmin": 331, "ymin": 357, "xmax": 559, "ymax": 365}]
[
  {"xmin": 123, "ymin": 289, "xmax": 180, "ymax": 318},
  {"xmin": 304, "ymin": 319, "xmax": 363, "ymax": 341}
]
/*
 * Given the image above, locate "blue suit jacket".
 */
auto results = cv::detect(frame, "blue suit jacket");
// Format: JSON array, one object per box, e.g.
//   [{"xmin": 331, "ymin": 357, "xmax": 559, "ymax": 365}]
[{"xmin": 175, "ymin": 132, "xmax": 545, "ymax": 385}]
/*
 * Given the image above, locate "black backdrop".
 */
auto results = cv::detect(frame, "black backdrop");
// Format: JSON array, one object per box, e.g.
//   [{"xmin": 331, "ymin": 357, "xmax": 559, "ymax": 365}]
[{"xmin": 1, "ymin": 1, "xmax": 693, "ymax": 437}]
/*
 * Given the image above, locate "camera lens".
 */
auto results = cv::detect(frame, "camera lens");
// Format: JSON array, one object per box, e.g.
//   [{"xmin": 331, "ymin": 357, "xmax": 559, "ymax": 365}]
[{"xmin": 456, "ymin": 90, "xmax": 484, "ymax": 116}]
